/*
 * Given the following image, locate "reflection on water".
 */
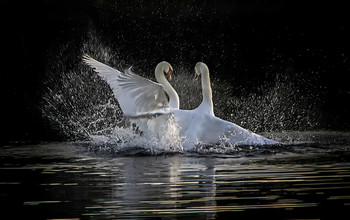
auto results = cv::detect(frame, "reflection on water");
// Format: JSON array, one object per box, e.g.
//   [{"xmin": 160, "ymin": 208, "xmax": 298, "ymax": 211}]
[{"xmin": 1, "ymin": 132, "xmax": 350, "ymax": 219}]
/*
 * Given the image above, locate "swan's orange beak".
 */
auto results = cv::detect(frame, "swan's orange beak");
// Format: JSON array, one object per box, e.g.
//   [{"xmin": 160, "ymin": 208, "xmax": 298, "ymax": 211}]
[{"xmin": 167, "ymin": 69, "xmax": 173, "ymax": 81}]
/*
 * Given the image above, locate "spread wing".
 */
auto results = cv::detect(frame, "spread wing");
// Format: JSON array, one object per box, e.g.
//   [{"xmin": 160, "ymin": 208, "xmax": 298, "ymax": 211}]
[{"xmin": 83, "ymin": 54, "xmax": 169, "ymax": 116}]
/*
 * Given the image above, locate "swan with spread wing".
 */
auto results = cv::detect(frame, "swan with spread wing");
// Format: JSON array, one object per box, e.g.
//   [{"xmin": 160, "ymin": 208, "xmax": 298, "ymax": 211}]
[
  {"xmin": 83, "ymin": 55, "xmax": 279, "ymax": 147},
  {"xmin": 83, "ymin": 55, "xmax": 179, "ymax": 116}
]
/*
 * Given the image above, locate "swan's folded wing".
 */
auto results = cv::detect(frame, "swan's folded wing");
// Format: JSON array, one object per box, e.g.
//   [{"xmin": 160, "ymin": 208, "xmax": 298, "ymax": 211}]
[
  {"xmin": 83, "ymin": 54, "xmax": 169, "ymax": 116},
  {"xmin": 213, "ymin": 117, "xmax": 279, "ymax": 145}
]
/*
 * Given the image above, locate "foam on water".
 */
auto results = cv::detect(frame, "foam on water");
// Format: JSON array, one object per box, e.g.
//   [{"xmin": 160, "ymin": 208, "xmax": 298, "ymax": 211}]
[
  {"xmin": 41, "ymin": 27, "xmax": 323, "ymax": 155},
  {"xmin": 87, "ymin": 115, "xmax": 183, "ymax": 155}
]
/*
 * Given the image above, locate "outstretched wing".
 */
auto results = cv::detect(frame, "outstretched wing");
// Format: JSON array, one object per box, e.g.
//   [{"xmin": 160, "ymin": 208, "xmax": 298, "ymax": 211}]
[{"xmin": 83, "ymin": 54, "xmax": 169, "ymax": 116}]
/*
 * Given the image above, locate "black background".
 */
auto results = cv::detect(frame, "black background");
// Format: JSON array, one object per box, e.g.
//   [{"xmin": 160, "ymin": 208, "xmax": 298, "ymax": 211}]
[{"xmin": 2, "ymin": 0, "xmax": 350, "ymax": 144}]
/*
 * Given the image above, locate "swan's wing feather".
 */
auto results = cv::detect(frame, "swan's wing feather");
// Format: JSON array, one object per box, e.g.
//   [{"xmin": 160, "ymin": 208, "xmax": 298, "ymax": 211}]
[
  {"xmin": 82, "ymin": 54, "xmax": 123, "ymax": 94},
  {"xmin": 119, "ymin": 68, "xmax": 169, "ymax": 114},
  {"xmin": 83, "ymin": 54, "xmax": 169, "ymax": 116}
]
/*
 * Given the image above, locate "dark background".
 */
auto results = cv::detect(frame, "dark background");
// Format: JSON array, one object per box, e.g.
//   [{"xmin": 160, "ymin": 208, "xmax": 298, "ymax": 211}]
[{"xmin": 2, "ymin": 0, "xmax": 349, "ymax": 144}]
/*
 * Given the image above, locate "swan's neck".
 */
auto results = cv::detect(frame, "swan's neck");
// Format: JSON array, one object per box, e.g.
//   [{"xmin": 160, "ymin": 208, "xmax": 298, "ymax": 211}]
[
  {"xmin": 155, "ymin": 67, "xmax": 180, "ymax": 109},
  {"xmin": 200, "ymin": 68, "xmax": 214, "ymax": 115}
]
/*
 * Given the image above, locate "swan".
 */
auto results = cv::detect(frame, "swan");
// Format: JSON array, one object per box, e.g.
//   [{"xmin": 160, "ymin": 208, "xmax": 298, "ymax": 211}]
[
  {"xmin": 83, "ymin": 55, "xmax": 181, "ymax": 139},
  {"xmin": 83, "ymin": 55, "xmax": 179, "ymax": 116},
  {"xmin": 173, "ymin": 62, "xmax": 279, "ymax": 147}
]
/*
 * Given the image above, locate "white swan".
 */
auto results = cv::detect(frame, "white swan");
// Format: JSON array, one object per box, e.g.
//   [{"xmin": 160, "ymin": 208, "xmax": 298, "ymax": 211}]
[
  {"xmin": 83, "ymin": 55, "xmax": 182, "ymax": 139},
  {"xmin": 173, "ymin": 62, "xmax": 279, "ymax": 146},
  {"xmin": 83, "ymin": 55, "xmax": 179, "ymax": 116}
]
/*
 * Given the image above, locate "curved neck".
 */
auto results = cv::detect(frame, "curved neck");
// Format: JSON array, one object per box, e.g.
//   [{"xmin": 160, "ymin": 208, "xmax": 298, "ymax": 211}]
[
  {"xmin": 200, "ymin": 68, "xmax": 214, "ymax": 115},
  {"xmin": 155, "ymin": 66, "xmax": 180, "ymax": 109}
]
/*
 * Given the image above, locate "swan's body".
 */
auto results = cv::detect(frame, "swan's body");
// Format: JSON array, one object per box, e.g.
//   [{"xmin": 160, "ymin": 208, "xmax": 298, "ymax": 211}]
[{"xmin": 83, "ymin": 55, "xmax": 278, "ymax": 147}]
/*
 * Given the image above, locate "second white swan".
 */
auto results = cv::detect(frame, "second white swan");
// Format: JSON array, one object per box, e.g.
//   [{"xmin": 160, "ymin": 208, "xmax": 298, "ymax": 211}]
[{"xmin": 173, "ymin": 62, "xmax": 279, "ymax": 147}]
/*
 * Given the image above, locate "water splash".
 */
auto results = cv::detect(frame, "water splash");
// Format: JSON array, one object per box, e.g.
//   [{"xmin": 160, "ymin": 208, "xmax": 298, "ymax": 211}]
[
  {"xmin": 41, "ymin": 27, "xmax": 323, "ymax": 154},
  {"xmin": 87, "ymin": 116, "xmax": 183, "ymax": 155},
  {"xmin": 41, "ymin": 28, "xmax": 123, "ymax": 140},
  {"xmin": 212, "ymin": 73, "xmax": 323, "ymax": 132}
]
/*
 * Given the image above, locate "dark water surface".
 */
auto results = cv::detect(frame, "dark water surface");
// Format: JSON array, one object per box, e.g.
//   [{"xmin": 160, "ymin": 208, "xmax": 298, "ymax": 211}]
[{"xmin": 1, "ymin": 131, "xmax": 350, "ymax": 219}]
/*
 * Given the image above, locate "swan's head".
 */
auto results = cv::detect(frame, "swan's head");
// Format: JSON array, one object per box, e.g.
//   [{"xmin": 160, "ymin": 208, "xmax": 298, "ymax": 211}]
[
  {"xmin": 157, "ymin": 61, "xmax": 174, "ymax": 81},
  {"xmin": 194, "ymin": 62, "xmax": 209, "ymax": 80}
]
